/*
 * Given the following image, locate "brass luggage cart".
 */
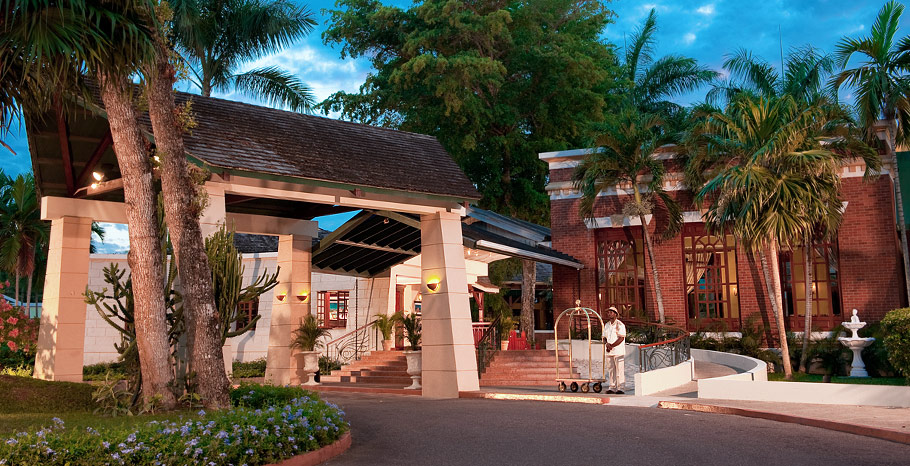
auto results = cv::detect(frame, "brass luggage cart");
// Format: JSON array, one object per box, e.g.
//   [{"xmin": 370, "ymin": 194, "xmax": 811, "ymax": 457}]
[{"xmin": 553, "ymin": 301, "xmax": 606, "ymax": 393}]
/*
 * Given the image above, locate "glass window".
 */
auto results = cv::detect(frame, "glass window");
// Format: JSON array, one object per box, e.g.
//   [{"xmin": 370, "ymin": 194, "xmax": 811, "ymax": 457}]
[
  {"xmin": 317, "ymin": 291, "xmax": 349, "ymax": 328},
  {"xmin": 779, "ymin": 241, "xmax": 842, "ymax": 327},
  {"xmin": 683, "ymin": 225, "xmax": 739, "ymax": 327},
  {"xmin": 235, "ymin": 299, "xmax": 259, "ymax": 331},
  {"xmin": 595, "ymin": 230, "xmax": 646, "ymax": 317}
]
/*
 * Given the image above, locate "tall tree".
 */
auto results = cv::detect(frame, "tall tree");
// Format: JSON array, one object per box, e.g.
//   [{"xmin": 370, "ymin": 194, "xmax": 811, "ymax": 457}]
[
  {"xmin": 169, "ymin": 0, "xmax": 317, "ymax": 112},
  {"xmin": 832, "ymin": 0, "xmax": 910, "ymax": 305},
  {"xmin": 690, "ymin": 95, "xmax": 879, "ymax": 379},
  {"xmin": 0, "ymin": 173, "xmax": 47, "ymax": 314},
  {"xmin": 573, "ymin": 109, "xmax": 682, "ymax": 323}
]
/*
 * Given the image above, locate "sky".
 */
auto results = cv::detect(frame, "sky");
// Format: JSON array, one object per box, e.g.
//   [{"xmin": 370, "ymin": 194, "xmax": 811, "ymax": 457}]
[{"xmin": 0, "ymin": 0, "xmax": 904, "ymax": 251}]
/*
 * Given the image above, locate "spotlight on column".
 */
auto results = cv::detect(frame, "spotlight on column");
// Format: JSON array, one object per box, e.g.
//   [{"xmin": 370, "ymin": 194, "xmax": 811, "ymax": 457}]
[
  {"xmin": 426, "ymin": 277, "xmax": 440, "ymax": 292},
  {"xmin": 276, "ymin": 291, "xmax": 287, "ymax": 302},
  {"xmin": 296, "ymin": 290, "xmax": 310, "ymax": 302}
]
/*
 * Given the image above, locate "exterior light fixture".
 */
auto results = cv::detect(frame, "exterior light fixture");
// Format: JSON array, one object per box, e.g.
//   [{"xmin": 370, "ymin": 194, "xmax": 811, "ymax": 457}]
[
  {"xmin": 426, "ymin": 278, "xmax": 440, "ymax": 292},
  {"xmin": 92, "ymin": 171, "xmax": 104, "ymax": 182},
  {"xmin": 296, "ymin": 291, "xmax": 310, "ymax": 302},
  {"xmin": 276, "ymin": 291, "xmax": 287, "ymax": 302}
]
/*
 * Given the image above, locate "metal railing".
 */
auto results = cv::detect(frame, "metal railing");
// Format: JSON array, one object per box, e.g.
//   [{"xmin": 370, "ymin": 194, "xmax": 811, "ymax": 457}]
[
  {"xmin": 324, "ymin": 319, "xmax": 379, "ymax": 366},
  {"xmin": 475, "ymin": 314, "xmax": 502, "ymax": 375},
  {"xmin": 625, "ymin": 320, "xmax": 691, "ymax": 372}
]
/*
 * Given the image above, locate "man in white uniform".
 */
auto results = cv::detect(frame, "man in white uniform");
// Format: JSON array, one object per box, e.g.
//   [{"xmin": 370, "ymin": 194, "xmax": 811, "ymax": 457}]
[{"xmin": 602, "ymin": 306, "xmax": 626, "ymax": 394}]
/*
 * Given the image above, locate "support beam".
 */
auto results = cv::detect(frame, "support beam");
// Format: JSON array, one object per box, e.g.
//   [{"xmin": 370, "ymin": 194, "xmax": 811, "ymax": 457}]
[
  {"xmin": 76, "ymin": 132, "xmax": 113, "ymax": 188},
  {"xmin": 265, "ymin": 235, "xmax": 313, "ymax": 385},
  {"xmin": 419, "ymin": 211, "xmax": 479, "ymax": 397},
  {"xmin": 334, "ymin": 239, "xmax": 418, "ymax": 256},
  {"xmin": 55, "ymin": 102, "xmax": 76, "ymax": 196},
  {"xmin": 34, "ymin": 216, "xmax": 92, "ymax": 381}
]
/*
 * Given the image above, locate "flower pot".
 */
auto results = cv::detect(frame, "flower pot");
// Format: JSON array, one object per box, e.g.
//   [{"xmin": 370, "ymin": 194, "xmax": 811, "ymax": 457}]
[
  {"xmin": 403, "ymin": 350, "xmax": 422, "ymax": 390},
  {"xmin": 500, "ymin": 340, "xmax": 510, "ymax": 351},
  {"xmin": 382, "ymin": 339, "xmax": 394, "ymax": 351},
  {"xmin": 295, "ymin": 351, "xmax": 320, "ymax": 386}
]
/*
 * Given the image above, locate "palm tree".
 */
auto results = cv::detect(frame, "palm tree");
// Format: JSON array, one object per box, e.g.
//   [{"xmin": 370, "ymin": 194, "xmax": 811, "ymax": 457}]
[
  {"xmin": 0, "ymin": 172, "xmax": 48, "ymax": 314},
  {"xmin": 832, "ymin": 0, "xmax": 910, "ymax": 305},
  {"xmin": 169, "ymin": 0, "xmax": 317, "ymax": 112},
  {"xmin": 573, "ymin": 109, "xmax": 683, "ymax": 323},
  {"xmin": 622, "ymin": 8, "xmax": 718, "ymax": 115},
  {"xmin": 691, "ymin": 95, "xmax": 879, "ymax": 379}
]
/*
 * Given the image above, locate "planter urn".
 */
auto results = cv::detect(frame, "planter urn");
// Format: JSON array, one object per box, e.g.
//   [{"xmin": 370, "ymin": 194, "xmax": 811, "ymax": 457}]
[
  {"xmin": 403, "ymin": 350, "xmax": 422, "ymax": 390},
  {"xmin": 295, "ymin": 351, "xmax": 320, "ymax": 386},
  {"xmin": 500, "ymin": 340, "xmax": 510, "ymax": 351},
  {"xmin": 382, "ymin": 339, "xmax": 394, "ymax": 351}
]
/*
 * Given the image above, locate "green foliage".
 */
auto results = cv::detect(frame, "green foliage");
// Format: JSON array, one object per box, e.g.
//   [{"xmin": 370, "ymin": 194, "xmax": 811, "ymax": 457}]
[
  {"xmin": 0, "ymin": 375, "xmax": 94, "ymax": 414},
  {"xmin": 768, "ymin": 372, "xmax": 908, "ymax": 385},
  {"xmin": 231, "ymin": 359, "xmax": 267, "ymax": 379},
  {"xmin": 82, "ymin": 362, "xmax": 129, "ymax": 382},
  {"xmin": 91, "ymin": 378, "xmax": 136, "ymax": 417},
  {"xmin": 321, "ymin": 0, "xmax": 622, "ymax": 222},
  {"xmin": 882, "ymin": 308, "xmax": 910, "ymax": 380},
  {"xmin": 0, "ymin": 172, "xmax": 48, "ymax": 302},
  {"xmin": 319, "ymin": 356, "xmax": 342, "ymax": 375},
  {"xmin": 395, "ymin": 313, "xmax": 421, "ymax": 350},
  {"xmin": 0, "ymin": 387, "xmax": 348, "ymax": 465},
  {"xmin": 688, "ymin": 316, "xmax": 781, "ymax": 368},
  {"xmin": 0, "ymin": 299, "xmax": 38, "ymax": 360},
  {"xmin": 372, "ymin": 314, "xmax": 396, "ymax": 340},
  {"xmin": 0, "ymin": 365, "xmax": 31, "ymax": 377},
  {"xmin": 859, "ymin": 322, "xmax": 898, "ymax": 377},
  {"xmin": 806, "ymin": 328, "xmax": 849, "ymax": 376},
  {"xmin": 205, "ymin": 224, "xmax": 279, "ymax": 344},
  {"xmin": 290, "ymin": 315, "xmax": 330, "ymax": 352},
  {"xmin": 496, "ymin": 314, "xmax": 516, "ymax": 341}
]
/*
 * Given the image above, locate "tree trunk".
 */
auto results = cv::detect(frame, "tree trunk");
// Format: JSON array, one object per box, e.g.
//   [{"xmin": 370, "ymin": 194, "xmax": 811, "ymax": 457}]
[
  {"xmin": 13, "ymin": 270, "xmax": 19, "ymax": 307},
  {"xmin": 25, "ymin": 272, "xmax": 32, "ymax": 318},
  {"xmin": 520, "ymin": 259, "xmax": 536, "ymax": 343},
  {"xmin": 146, "ymin": 50, "xmax": 230, "ymax": 409},
  {"xmin": 800, "ymin": 236, "xmax": 813, "ymax": 373},
  {"xmin": 758, "ymin": 243, "xmax": 793, "ymax": 379},
  {"xmin": 888, "ymin": 125, "xmax": 910, "ymax": 305},
  {"xmin": 638, "ymin": 213, "xmax": 665, "ymax": 323},
  {"xmin": 97, "ymin": 72, "xmax": 177, "ymax": 409}
]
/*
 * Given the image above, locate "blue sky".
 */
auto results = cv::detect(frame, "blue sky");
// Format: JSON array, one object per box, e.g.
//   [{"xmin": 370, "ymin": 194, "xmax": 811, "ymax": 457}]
[{"xmin": 0, "ymin": 0, "xmax": 903, "ymax": 249}]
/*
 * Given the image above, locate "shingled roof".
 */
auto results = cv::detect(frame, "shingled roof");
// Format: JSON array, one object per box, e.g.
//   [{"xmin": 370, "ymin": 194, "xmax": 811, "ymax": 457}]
[{"xmin": 172, "ymin": 92, "xmax": 480, "ymax": 200}]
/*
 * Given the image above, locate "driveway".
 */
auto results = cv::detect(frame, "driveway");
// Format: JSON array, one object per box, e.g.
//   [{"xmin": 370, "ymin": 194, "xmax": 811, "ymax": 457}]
[{"xmin": 321, "ymin": 392, "xmax": 910, "ymax": 466}]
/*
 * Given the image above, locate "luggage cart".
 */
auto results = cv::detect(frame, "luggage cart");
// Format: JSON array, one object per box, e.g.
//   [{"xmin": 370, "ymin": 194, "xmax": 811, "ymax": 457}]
[{"xmin": 553, "ymin": 301, "xmax": 606, "ymax": 393}]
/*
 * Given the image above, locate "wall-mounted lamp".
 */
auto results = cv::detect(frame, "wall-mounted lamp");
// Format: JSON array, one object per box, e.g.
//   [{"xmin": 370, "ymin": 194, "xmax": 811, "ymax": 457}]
[
  {"xmin": 90, "ymin": 171, "xmax": 105, "ymax": 189},
  {"xmin": 296, "ymin": 291, "xmax": 310, "ymax": 302},
  {"xmin": 276, "ymin": 291, "xmax": 287, "ymax": 302},
  {"xmin": 731, "ymin": 285, "xmax": 738, "ymax": 296},
  {"xmin": 426, "ymin": 278, "xmax": 441, "ymax": 292}
]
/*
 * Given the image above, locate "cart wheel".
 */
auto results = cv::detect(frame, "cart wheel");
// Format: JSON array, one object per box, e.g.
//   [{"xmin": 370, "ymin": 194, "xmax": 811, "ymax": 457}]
[
  {"xmin": 558, "ymin": 382, "xmax": 566, "ymax": 392},
  {"xmin": 570, "ymin": 382, "xmax": 579, "ymax": 392},
  {"xmin": 580, "ymin": 383, "xmax": 590, "ymax": 393},
  {"xmin": 592, "ymin": 383, "xmax": 602, "ymax": 393}
]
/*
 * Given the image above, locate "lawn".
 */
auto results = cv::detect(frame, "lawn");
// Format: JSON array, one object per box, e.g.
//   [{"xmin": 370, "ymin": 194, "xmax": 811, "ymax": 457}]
[{"xmin": 768, "ymin": 372, "xmax": 908, "ymax": 385}]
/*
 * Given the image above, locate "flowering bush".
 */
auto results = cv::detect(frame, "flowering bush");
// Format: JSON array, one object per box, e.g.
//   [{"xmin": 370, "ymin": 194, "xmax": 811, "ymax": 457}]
[
  {"xmin": 0, "ymin": 386, "xmax": 348, "ymax": 465},
  {"xmin": 0, "ymin": 299, "xmax": 38, "ymax": 367}
]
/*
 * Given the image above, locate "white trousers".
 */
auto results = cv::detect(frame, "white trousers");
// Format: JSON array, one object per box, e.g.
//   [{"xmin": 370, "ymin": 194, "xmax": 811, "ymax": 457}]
[{"xmin": 605, "ymin": 355, "xmax": 625, "ymax": 390}]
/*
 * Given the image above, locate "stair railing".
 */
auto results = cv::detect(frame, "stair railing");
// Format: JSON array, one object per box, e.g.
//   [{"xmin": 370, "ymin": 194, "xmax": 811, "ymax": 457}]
[
  {"xmin": 324, "ymin": 319, "xmax": 379, "ymax": 366},
  {"xmin": 475, "ymin": 314, "xmax": 502, "ymax": 375}
]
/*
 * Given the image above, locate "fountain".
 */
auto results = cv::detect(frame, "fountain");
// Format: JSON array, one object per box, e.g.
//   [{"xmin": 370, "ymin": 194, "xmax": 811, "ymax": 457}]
[{"xmin": 837, "ymin": 309, "xmax": 875, "ymax": 377}]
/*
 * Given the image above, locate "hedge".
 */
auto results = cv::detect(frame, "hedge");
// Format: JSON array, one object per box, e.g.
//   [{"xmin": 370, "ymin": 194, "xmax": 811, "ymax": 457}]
[{"xmin": 882, "ymin": 308, "xmax": 910, "ymax": 381}]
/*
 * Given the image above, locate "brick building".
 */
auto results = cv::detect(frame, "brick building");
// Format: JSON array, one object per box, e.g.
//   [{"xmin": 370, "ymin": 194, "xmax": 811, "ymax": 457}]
[{"xmin": 540, "ymin": 127, "xmax": 905, "ymax": 333}]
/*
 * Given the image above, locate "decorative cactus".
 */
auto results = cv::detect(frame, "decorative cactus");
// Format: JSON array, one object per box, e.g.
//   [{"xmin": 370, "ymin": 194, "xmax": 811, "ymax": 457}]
[{"xmin": 204, "ymin": 224, "xmax": 279, "ymax": 345}]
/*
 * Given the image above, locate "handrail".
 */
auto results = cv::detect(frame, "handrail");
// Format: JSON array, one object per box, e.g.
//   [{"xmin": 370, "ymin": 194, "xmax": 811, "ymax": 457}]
[
  {"xmin": 324, "ymin": 318, "xmax": 380, "ymax": 365},
  {"xmin": 623, "ymin": 319, "xmax": 690, "ymax": 372},
  {"xmin": 475, "ymin": 314, "xmax": 502, "ymax": 375}
]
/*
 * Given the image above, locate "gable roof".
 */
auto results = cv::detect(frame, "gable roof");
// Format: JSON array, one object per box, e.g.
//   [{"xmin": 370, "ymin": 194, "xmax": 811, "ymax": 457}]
[{"xmin": 173, "ymin": 93, "xmax": 480, "ymax": 201}]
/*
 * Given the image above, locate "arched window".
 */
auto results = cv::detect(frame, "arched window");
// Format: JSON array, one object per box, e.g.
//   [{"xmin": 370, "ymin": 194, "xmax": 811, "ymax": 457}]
[
  {"xmin": 683, "ymin": 225, "xmax": 740, "ymax": 329},
  {"xmin": 595, "ymin": 229, "xmax": 646, "ymax": 317}
]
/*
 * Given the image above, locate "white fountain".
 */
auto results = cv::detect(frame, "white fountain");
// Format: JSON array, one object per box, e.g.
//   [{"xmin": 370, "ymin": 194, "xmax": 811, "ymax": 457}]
[{"xmin": 837, "ymin": 309, "xmax": 875, "ymax": 378}]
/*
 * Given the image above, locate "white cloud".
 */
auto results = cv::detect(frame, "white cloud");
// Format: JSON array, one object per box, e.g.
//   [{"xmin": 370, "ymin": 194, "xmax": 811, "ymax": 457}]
[
  {"xmin": 93, "ymin": 223, "xmax": 129, "ymax": 253},
  {"xmin": 683, "ymin": 33, "xmax": 697, "ymax": 45},
  {"xmin": 696, "ymin": 4, "xmax": 715, "ymax": 15}
]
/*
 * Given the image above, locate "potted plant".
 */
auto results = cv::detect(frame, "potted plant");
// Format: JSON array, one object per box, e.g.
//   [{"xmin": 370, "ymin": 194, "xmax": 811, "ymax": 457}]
[
  {"xmin": 497, "ymin": 315, "xmax": 515, "ymax": 351},
  {"xmin": 396, "ymin": 312, "xmax": 422, "ymax": 389},
  {"xmin": 289, "ymin": 314, "xmax": 330, "ymax": 386},
  {"xmin": 373, "ymin": 314, "xmax": 396, "ymax": 351}
]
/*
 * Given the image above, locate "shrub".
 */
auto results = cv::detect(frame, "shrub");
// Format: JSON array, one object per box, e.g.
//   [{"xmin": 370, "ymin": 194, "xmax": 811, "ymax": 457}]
[
  {"xmin": 232, "ymin": 359, "xmax": 267, "ymax": 379},
  {"xmin": 82, "ymin": 362, "xmax": 129, "ymax": 382},
  {"xmin": 0, "ymin": 386, "xmax": 348, "ymax": 465},
  {"xmin": 882, "ymin": 308, "xmax": 910, "ymax": 381},
  {"xmin": 290, "ymin": 315, "xmax": 330, "ymax": 352},
  {"xmin": 0, "ymin": 300, "xmax": 38, "ymax": 364},
  {"xmin": 859, "ymin": 322, "xmax": 897, "ymax": 377},
  {"xmin": 319, "ymin": 356, "xmax": 341, "ymax": 375}
]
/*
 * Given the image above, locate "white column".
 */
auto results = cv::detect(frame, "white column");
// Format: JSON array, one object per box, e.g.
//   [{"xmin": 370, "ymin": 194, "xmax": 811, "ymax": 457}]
[
  {"xmin": 34, "ymin": 216, "xmax": 92, "ymax": 381},
  {"xmin": 265, "ymin": 234, "xmax": 312, "ymax": 385},
  {"xmin": 420, "ymin": 211, "xmax": 479, "ymax": 397}
]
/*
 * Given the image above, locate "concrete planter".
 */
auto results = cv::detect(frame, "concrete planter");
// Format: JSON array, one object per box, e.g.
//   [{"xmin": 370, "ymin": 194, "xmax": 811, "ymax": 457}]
[
  {"xmin": 500, "ymin": 340, "xmax": 510, "ymax": 351},
  {"xmin": 404, "ymin": 350, "xmax": 422, "ymax": 389},
  {"xmin": 295, "ymin": 351, "xmax": 320, "ymax": 386},
  {"xmin": 382, "ymin": 339, "xmax": 394, "ymax": 351}
]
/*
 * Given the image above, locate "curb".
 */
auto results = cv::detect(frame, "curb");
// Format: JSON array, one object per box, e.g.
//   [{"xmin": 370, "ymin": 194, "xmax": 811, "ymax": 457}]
[
  {"xmin": 308, "ymin": 385, "xmax": 422, "ymax": 396},
  {"xmin": 268, "ymin": 431, "xmax": 353, "ymax": 466},
  {"xmin": 657, "ymin": 401, "xmax": 910, "ymax": 445},
  {"xmin": 460, "ymin": 391, "xmax": 610, "ymax": 404}
]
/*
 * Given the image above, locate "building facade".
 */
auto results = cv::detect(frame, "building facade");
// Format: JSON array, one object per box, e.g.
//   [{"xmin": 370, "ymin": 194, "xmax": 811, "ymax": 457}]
[{"xmin": 541, "ymin": 137, "xmax": 905, "ymax": 333}]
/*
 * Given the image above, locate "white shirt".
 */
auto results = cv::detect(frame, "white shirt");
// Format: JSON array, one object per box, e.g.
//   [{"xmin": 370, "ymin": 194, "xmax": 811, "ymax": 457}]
[{"xmin": 603, "ymin": 319, "xmax": 626, "ymax": 356}]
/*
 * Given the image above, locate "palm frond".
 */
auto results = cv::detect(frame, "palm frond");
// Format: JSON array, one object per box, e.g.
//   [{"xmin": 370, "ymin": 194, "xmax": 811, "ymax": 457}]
[{"xmin": 231, "ymin": 66, "xmax": 315, "ymax": 113}]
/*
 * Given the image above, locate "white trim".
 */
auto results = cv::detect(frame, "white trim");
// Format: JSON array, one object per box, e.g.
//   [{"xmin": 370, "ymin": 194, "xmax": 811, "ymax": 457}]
[
  {"xmin": 584, "ymin": 214, "xmax": 653, "ymax": 229},
  {"xmin": 683, "ymin": 211, "xmax": 703, "ymax": 223},
  {"xmin": 550, "ymin": 160, "xmax": 580, "ymax": 169}
]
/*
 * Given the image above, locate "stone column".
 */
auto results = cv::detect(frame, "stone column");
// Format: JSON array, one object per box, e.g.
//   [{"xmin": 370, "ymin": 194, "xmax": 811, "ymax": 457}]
[
  {"xmin": 34, "ymin": 216, "xmax": 92, "ymax": 381},
  {"xmin": 265, "ymin": 234, "xmax": 312, "ymax": 385},
  {"xmin": 198, "ymin": 185, "xmax": 233, "ymax": 376},
  {"xmin": 420, "ymin": 211, "xmax": 479, "ymax": 397}
]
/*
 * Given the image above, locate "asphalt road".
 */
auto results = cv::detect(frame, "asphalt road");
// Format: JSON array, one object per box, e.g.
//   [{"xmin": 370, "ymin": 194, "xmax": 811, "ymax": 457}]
[{"xmin": 320, "ymin": 393, "xmax": 910, "ymax": 466}]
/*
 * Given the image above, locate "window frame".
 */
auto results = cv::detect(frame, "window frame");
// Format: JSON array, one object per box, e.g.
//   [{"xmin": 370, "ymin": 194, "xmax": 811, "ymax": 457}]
[
  {"xmin": 682, "ymin": 223, "xmax": 741, "ymax": 331},
  {"xmin": 594, "ymin": 227, "xmax": 648, "ymax": 318},
  {"xmin": 316, "ymin": 290, "xmax": 350, "ymax": 329},
  {"xmin": 235, "ymin": 299, "xmax": 260, "ymax": 332},
  {"xmin": 779, "ymin": 239, "xmax": 843, "ymax": 331}
]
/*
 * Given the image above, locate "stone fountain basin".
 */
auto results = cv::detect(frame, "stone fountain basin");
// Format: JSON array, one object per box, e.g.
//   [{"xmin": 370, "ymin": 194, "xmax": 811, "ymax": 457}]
[{"xmin": 837, "ymin": 337, "xmax": 875, "ymax": 349}]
